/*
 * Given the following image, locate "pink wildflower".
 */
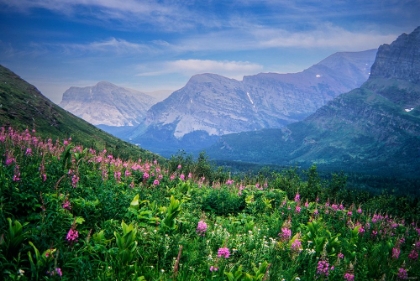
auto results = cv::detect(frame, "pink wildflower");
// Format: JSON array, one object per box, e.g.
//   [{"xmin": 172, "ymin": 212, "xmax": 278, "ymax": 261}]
[
  {"xmin": 408, "ymin": 250, "xmax": 418, "ymax": 260},
  {"xmin": 294, "ymin": 193, "xmax": 300, "ymax": 202},
  {"xmin": 153, "ymin": 179, "xmax": 160, "ymax": 186},
  {"xmin": 66, "ymin": 228, "xmax": 79, "ymax": 244},
  {"xmin": 5, "ymin": 155, "xmax": 14, "ymax": 165},
  {"xmin": 344, "ymin": 272, "xmax": 354, "ymax": 281},
  {"xmin": 196, "ymin": 220, "xmax": 207, "ymax": 236},
  {"xmin": 280, "ymin": 227, "xmax": 292, "ymax": 240},
  {"xmin": 62, "ymin": 200, "xmax": 71, "ymax": 210},
  {"xmin": 179, "ymin": 174, "xmax": 185, "ymax": 181},
  {"xmin": 397, "ymin": 268, "xmax": 408, "ymax": 279},
  {"xmin": 55, "ymin": 268, "xmax": 62, "ymax": 277},
  {"xmin": 217, "ymin": 247, "xmax": 230, "ymax": 258},
  {"xmin": 71, "ymin": 174, "xmax": 79, "ymax": 188},
  {"xmin": 210, "ymin": 266, "xmax": 218, "ymax": 272},
  {"xmin": 226, "ymin": 179, "xmax": 234, "ymax": 185},
  {"xmin": 338, "ymin": 252, "xmax": 344, "ymax": 259},
  {"xmin": 291, "ymin": 239, "xmax": 302, "ymax": 252},
  {"xmin": 295, "ymin": 205, "xmax": 301, "ymax": 213},
  {"xmin": 316, "ymin": 260, "xmax": 333, "ymax": 276},
  {"xmin": 392, "ymin": 247, "xmax": 401, "ymax": 259},
  {"xmin": 114, "ymin": 171, "xmax": 121, "ymax": 181},
  {"xmin": 47, "ymin": 267, "xmax": 63, "ymax": 277}
]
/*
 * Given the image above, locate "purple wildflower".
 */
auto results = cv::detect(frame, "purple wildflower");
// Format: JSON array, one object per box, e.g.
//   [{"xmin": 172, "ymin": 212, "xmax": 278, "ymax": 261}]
[
  {"xmin": 392, "ymin": 247, "xmax": 401, "ymax": 259},
  {"xmin": 210, "ymin": 266, "xmax": 218, "ymax": 272},
  {"xmin": 66, "ymin": 228, "xmax": 79, "ymax": 244},
  {"xmin": 62, "ymin": 200, "xmax": 71, "ymax": 210},
  {"xmin": 217, "ymin": 247, "xmax": 230, "ymax": 258},
  {"xmin": 408, "ymin": 250, "xmax": 418, "ymax": 260},
  {"xmin": 291, "ymin": 239, "xmax": 302, "ymax": 252},
  {"xmin": 316, "ymin": 260, "xmax": 332, "ymax": 276},
  {"xmin": 280, "ymin": 227, "xmax": 292, "ymax": 240},
  {"xmin": 196, "ymin": 220, "xmax": 207, "ymax": 236},
  {"xmin": 344, "ymin": 272, "xmax": 354, "ymax": 281},
  {"xmin": 397, "ymin": 268, "xmax": 408, "ymax": 279}
]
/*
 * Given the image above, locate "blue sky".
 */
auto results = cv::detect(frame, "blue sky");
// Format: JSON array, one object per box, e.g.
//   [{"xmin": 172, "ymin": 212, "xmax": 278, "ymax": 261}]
[{"xmin": 0, "ymin": 0, "xmax": 419, "ymax": 103}]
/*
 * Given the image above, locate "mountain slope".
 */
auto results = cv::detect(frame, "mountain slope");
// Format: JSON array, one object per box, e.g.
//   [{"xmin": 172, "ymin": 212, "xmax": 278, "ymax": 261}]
[
  {"xmin": 207, "ymin": 27, "xmax": 420, "ymax": 176},
  {"xmin": 0, "ymin": 65, "xmax": 160, "ymax": 160},
  {"xmin": 131, "ymin": 50, "xmax": 376, "ymax": 156},
  {"xmin": 60, "ymin": 81, "xmax": 157, "ymax": 126}
]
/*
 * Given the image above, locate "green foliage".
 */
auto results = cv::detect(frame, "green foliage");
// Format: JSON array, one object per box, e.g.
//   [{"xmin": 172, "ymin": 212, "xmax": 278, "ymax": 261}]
[
  {"xmin": 203, "ymin": 187, "xmax": 245, "ymax": 215},
  {"xmin": 161, "ymin": 196, "xmax": 182, "ymax": 233},
  {"xmin": 1, "ymin": 127, "xmax": 420, "ymax": 280}
]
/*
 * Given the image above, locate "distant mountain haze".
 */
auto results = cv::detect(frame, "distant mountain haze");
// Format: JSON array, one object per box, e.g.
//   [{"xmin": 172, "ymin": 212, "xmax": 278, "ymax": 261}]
[
  {"xmin": 57, "ymin": 49, "xmax": 377, "ymax": 157},
  {"xmin": 207, "ymin": 26, "xmax": 420, "ymax": 176},
  {"xmin": 129, "ymin": 49, "xmax": 376, "ymax": 155},
  {"xmin": 60, "ymin": 81, "xmax": 158, "ymax": 127}
]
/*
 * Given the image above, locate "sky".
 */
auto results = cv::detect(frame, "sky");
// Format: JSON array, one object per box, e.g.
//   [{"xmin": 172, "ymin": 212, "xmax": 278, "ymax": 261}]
[{"xmin": 0, "ymin": 0, "xmax": 419, "ymax": 104}]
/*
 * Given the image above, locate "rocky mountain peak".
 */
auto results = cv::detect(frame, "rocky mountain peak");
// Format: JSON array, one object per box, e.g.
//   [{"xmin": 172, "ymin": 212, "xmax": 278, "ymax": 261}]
[
  {"xmin": 60, "ymin": 82, "xmax": 157, "ymax": 127},
  {"xmin": 370, "ymin": 26, "xmax": 420, "ymax": 84}
]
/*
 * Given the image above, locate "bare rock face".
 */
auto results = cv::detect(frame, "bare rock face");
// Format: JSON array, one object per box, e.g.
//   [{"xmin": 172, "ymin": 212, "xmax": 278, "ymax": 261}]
[
  {"xmin": 142, "ymin": 50, "xmax": 377, "ymax": 140},
  {"xmin": 60, "ymin": 81, "xmax": 157, "ymax": 126},
  {"xmin": 370, "ymin": 26, "xmax": 420, "ymax": 84}
]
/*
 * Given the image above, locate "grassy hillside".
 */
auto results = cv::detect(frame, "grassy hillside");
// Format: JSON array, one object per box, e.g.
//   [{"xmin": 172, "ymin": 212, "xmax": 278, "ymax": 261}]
[{"xmin": 0, "ymin": 65, "xmax": 160, "ymax": 160}]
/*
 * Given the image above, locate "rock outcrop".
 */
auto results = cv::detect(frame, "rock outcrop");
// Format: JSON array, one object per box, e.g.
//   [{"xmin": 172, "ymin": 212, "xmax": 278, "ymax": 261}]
[{"xmin": 370, "ymin": 26, "xmax": 420, "ymax": 84}]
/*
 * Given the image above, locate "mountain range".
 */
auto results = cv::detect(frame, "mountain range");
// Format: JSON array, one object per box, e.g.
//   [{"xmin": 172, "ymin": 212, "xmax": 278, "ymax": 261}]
[
  {"xmin": 125, "ymin": 49, "xmax": 377, "ymax": 156},
  {"xmin": 207, "ymin": 26, "xmax": 420, "ymax": 177}
]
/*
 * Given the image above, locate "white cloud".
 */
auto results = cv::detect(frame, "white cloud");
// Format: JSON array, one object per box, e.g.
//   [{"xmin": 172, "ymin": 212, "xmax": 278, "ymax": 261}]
[
  {"xmin": 28, "ymin": 38, "xmax": 157, "ymax": 56},
  {"xmin": 137, "ymin": 59, "xmax": 263, "ymax": 80},
  {"xmin": 252, "ymin": 24, "xmax": 397, "ymax": 50}
]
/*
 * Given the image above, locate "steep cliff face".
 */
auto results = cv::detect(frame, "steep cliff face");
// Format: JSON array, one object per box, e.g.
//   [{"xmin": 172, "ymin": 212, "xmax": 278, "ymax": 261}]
[
  {"xmin": 60, "ymin": 81, "xmax": 157, "ymax": 126},
  {"xmin": 207, "ymin": 26, "xmax": 420, "ymax": 175},
  {"xmin": 370, "ymin": 26, "xmax": 420, "ymax": 84},
  {"xmin": 144, "ymin": 74, "xmax": 254, "ymax": 138}
]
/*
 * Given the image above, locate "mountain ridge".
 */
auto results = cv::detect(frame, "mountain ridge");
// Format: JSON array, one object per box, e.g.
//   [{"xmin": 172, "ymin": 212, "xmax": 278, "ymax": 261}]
[
  {"xmin": 60, "ymin": 81, "xmax": 157, "ymax": 127},
  {"xmin": 130, "ymin": 49, "xmax": 377, "ymax": 156},
  {"xmin": 206, "ymin": 27, "xmax": 420, "ymax": 176}
]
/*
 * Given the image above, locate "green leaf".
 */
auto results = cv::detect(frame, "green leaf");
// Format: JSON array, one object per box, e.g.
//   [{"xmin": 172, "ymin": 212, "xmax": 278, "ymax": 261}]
[{"xmin": 75, "ymin": 217, "xmax": 85, "ymax": 225}]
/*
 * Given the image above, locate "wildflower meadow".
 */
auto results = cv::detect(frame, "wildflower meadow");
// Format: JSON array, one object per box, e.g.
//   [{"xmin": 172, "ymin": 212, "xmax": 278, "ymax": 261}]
[{"xmin": 1, "ymin": 127, "xmax": 419, "ymax": 280}]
